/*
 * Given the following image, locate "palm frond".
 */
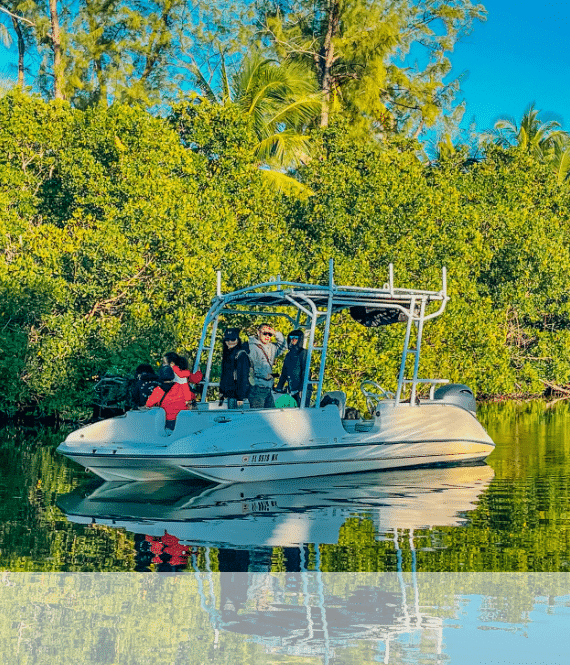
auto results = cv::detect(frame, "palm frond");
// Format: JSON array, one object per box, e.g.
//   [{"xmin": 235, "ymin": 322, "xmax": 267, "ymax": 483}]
[
  {"xmin": 188, "ymin": 63, "xmax": 220, "ymax": 104},
  {"xmin": 551, "ymin": 142, "xmax": 570, "ymax": 185},
  {"xmin": 187, "ymin": 49, "xmax": 321, "ymax": 192},
  {"xmin": 259, "ymin": 168, "xmax": 314, "ymax": 198},
  {"xmin": 232, "ymin": 52, "xmax": 274, "ymax": 102},
  {"xmin": 489, "ymin": 102, "xmax": 570, "ymax": 162},
  {"xmin": 219, "ymin": 51, "xmax": 232, "ymax": 103},
  {"xmin": 265, "ymin": 95, "xmax": 322, "ymax": 131},
  {"xmin": 256, "ymin": 130, "xmax": 313, "ymax": 167}
]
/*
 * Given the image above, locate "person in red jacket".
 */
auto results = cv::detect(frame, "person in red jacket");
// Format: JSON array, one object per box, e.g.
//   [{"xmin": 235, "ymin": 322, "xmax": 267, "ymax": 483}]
[
  {"xmin": 166, "ymin": 352, "xmax": 203, "ymax": 395},
  {"xmin": 146, "ymin": 353, "xmax": 203, "ymax": 430}
]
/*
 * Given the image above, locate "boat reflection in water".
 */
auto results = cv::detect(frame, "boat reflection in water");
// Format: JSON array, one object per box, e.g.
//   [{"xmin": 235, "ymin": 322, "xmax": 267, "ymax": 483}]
[
  {"xmin": 58, "ymin": 465, "xmax": 495, "ymax": 662},
  {"xmin": 58, "ymin": 463, "xmax": 493, "ymax": 563},
  {"xmin": 200, "ymin": 571, "xmax": 450, "ymax": 663}
]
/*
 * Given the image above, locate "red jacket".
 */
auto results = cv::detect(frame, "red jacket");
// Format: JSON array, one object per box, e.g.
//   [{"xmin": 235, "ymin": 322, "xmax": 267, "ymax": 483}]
[
  {"xmin": 172, "ymin": 365, "xmax": 203, "ymax": 385},
  {"xmin": 145, "ymin": 365, "xmax": 203, "ymax": 421}
]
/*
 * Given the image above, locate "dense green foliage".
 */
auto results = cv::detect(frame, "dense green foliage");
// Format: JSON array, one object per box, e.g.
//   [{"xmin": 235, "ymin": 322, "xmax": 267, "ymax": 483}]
[
  {"xmin": 1, "ymin": 91, "xmax": 570, "ymax": 415},
  {"xmin": 0, "ymin": 92, "xmax": 293, "ymax": 415}
]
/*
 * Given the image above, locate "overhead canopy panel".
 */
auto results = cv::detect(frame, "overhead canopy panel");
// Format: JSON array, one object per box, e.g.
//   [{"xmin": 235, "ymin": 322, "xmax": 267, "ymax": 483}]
[{"xmin": 349, "ymin": 306, "xmax": 408, "ymax": 327}]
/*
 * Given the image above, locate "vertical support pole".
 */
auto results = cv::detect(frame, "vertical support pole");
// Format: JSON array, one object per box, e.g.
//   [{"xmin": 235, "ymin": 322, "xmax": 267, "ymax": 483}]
[
  {"xmin": 216, "ymin": 270, "xmax": 221, "ymax": 297},
  {"xmin": 389, "ymin": 263, "xmax": 394, "ymax": 295},
  {"xmin": 410, "ymin": 298, "xmax": 426, "ymax": 405},
  {"xmin": 201, "ymin": 317, "xmax": 219, "ymax": 403},
  {"xmin": 315, "ymin": 292, "xmax": 332, "ymax": 409},
  {"xmin": 193, "ymin": 318, "xmax": 209, "ymax": 375},
  {"xmin": 395, "ymin": 297, "xmax": 415, "ymax": 404},
  {"xmin": 299, "ymin": 297, "xmax": 318, "ymax": 410},
  {"xmin": 194, "ymin": 302, "xmax": 224, "ymax": 374},
  {"xmin": 313, "ymin": 259, "xmax": 334, "ymax": 408}
]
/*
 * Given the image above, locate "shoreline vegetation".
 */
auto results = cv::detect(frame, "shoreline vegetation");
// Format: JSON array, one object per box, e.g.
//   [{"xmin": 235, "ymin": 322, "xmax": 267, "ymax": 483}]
[
  {"xmin": 2, "ymin": 90, "xmax": 570, "ymax": 420},
  {"xmin": 3, "ymin": 3, "xmax": 570, "ymax": 421}
]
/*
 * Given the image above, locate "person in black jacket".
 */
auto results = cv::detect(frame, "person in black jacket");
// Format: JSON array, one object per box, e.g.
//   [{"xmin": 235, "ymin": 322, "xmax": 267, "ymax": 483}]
[
  {"xmin": 219, "ymin": 328, "xmax": 251, "ymax": 409},
  {"xmin": 275, "ymin": 329, "xmax": 312, "ymax": 407},
  {"xmin": 130, "ymin": 364, "xmax": 161, "ymax": 408}
]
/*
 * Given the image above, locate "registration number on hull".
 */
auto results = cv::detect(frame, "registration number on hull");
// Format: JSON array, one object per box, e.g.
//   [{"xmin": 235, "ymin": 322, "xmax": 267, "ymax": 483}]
[
  {"xmin": 242, "ymin": 499, "xmax": 278, "ymax": 513},
  {"xmin": 242, "ymin": 453, "xmax": 279, "ymax": 464}
]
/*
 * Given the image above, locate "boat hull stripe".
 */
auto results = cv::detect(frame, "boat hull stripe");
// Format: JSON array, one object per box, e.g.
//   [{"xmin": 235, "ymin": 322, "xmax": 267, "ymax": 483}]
[{"xmin": 64, "ymin": 438, "xmax": 493, "ymax": 461}]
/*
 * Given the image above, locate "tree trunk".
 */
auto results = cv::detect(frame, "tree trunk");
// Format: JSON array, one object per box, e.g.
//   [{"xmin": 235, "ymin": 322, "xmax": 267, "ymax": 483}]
[
  {"xmin": 11, "ymin": 16, "xmax": 25, "ymax": 89},
  {"xmin": 95, "ymin": 57, "xmax": 107, "ymax": 107},
  {"xmin": 319, "ymin": 1, "xmax": 339, "ymax": 127},
  {"xmin": 48, "ymin": 0, "xmax": 64, "ymax": 99}
]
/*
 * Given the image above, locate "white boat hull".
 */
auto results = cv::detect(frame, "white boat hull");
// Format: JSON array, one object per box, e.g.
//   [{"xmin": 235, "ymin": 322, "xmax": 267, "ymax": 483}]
[{"xmin": 57, "ymin": 401, "xmax": 495, "ymax": 483}]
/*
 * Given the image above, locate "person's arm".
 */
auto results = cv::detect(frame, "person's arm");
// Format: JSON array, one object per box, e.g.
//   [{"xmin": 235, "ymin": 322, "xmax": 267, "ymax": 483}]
[
  {"xmin": 298, "ymin": 348, "xmax": 309, "ymax": 393},
  {"xmin": 276, "ymin": 360, "xmax": 288, "ymax": 391},
  {"xmin": 300, "ymin": 348, "xmax": 308, "ymax": 373},
  {"xmin": 145, "ymin": 386, "xmax": 164, "ymax": 408},
  {"xmin": 172, "ymin": 365, "xmax": 203, "ymax": 383},
  {"xmin": 273, "ymin": 331, "xmax": 287, "ymax": 357},
  {"xmin": 235, "ymin": 352, "xmax": 250, "ymax": 403}
]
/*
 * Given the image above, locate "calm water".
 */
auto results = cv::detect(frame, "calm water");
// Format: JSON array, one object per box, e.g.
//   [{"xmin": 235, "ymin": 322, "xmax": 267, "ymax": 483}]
[
  {"xmin": 3, "ymin": 402, "xmax": 570, "ymax": 663},
  {"xmin": 1, "ymin": 400, "xmax": 570, "ymax": 573}
]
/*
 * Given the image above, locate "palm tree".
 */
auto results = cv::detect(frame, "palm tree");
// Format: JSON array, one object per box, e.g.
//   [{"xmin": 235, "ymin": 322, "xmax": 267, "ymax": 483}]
[
  {"xmin": 482, "ymin": 103, "xmax": 570, "ymax": 184},
  {"xmin": 484, "ymin": 103, "xmax": 567, "ymax": 160},
  {"xmin": 191, "ymin": 51, "xmax": 322, "ymax": 196}
]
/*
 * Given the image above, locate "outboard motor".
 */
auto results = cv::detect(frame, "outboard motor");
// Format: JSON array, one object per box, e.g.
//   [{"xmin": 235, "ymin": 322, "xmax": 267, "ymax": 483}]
[{"xmin": 433, "ymin": 384, "xmax": 477, "ymax": 414}]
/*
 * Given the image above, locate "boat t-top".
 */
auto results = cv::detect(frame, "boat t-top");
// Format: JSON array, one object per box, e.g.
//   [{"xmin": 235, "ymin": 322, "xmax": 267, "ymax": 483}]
[{"xmin": 57, "ymin": 261, "xmax": 495, "ymax": 482}]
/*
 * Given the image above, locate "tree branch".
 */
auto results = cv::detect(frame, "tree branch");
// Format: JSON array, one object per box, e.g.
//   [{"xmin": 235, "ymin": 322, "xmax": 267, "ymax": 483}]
[{"xmin": 0, "ymin": 6, "xmax": 35, "ymax": 27}]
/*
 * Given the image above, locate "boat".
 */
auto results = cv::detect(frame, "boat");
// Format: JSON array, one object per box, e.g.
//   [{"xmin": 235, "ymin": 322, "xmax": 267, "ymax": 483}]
[
  {"xmin": 57, "ymin": 464, "xmax": 495, "ymax": 550},
  {"xmin": 57, "ymin": 261, "xmax": 495, "ymax": 482}
]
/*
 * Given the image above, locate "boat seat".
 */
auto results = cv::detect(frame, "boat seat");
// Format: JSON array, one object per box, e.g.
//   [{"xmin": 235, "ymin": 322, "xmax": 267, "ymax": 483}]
[
  {"xmin": 342, "ymin": 418, "xmax": 375, "ymax": 433},
  {"xmin": 113, "ymin": 408, "xmax": 169, "ymax": 441},
  {"xmin": 195, "ymin": 401, "xmax": 226, "ymax": 411},
  {"xmin": 320, "ymin": 391, "xmax": 346, "ymax": 419},
  {"xmin": 173, "ymin": 409, "xmax": 199, "ymax": 432}
]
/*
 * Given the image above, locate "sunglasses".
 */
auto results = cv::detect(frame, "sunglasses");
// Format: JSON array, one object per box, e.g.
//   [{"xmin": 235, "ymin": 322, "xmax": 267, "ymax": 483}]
[
  {"xmin": 260, "ymin": 332, "xmax": 272, "ymax": 337},
  {"xmin": 289, "ymin": 335, "xmax": 301, "ymax": 339}
]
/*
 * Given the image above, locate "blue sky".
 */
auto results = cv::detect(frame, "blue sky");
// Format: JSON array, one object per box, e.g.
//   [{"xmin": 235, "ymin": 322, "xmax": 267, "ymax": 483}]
[
  {"xmin": 451, "ymin": 0, "xmax": 570, "ymax": 133},
  {"xmin": 0, "ymin": 0, "xmax": 568, "ymax": 137}
]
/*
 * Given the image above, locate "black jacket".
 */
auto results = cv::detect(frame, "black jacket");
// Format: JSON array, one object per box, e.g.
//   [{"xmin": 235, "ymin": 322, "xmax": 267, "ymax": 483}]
[
  {"xmin": 277, "ymin": 331, "xmax": 308, "ymax": 394},
  {"xmin": 130, "ymin": 372, "xmax": 161, "ymax": 407},
  {"xmin": 219, "ymin": 344, "xmax": 251, "ymax": 401}
]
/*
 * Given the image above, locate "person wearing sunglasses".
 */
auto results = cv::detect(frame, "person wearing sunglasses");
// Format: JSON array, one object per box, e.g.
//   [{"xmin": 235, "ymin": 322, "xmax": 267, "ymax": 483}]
[
  {"xmin": 247, "ymin": 324, "xmax": 287, "ymax": 408},
  {"xmin": 275, "ymin": 329, "xmax": 312, "ymax": 407}
]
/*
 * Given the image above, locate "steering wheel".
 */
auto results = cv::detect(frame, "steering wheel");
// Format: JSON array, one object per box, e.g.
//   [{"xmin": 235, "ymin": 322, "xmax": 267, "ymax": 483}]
[{"xmin": 360, "ymin": 380, "xmax": 395, "ymax": 414}]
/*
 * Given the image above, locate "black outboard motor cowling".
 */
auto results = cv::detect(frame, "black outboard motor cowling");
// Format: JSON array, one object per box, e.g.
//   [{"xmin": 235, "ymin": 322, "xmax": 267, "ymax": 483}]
[{"xmin": 433, "ymin": 384, "xmax": 477, "ymax": 414}]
